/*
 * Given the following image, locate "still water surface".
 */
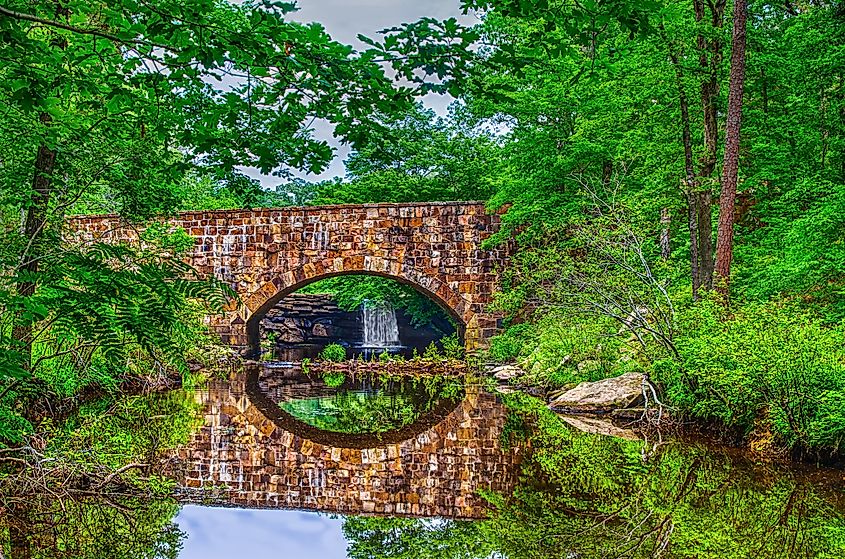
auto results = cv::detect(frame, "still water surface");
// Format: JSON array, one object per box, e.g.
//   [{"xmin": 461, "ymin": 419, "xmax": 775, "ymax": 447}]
[{"xmin": 4, "ymin": 364, "xmax": 845, "ymax": 558}]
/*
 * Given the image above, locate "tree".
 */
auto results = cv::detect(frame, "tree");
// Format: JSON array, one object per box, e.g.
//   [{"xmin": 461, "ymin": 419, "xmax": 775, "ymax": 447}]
[
  {"xmin": 714, "ymin": 0, "xmax": 749, "ymax": 298},
  {"xmin": 308, "ymin": 104, "xmax": 501, "ymax": 204},
  {"xmin": 0, "ymin": 0, "xmax": 410, "ymax": 440},
  {"xmin": 0, "ymin": 0, "xmax": 408, "ymax": 340}
]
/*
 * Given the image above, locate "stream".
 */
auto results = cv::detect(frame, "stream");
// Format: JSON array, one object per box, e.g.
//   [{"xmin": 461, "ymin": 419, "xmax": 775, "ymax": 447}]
[{"xmin": 2, "ymin": 364, "xmax": 844, "ymax": 558}]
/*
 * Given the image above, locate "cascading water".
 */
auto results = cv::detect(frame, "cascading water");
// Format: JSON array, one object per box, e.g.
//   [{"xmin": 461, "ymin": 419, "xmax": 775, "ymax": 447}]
[{"xmin": 361, "ymin": 302, "xmax": 401, "ymax": 348}]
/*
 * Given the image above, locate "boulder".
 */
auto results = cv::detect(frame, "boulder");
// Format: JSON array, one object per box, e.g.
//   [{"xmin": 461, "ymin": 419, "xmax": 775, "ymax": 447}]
[
  {"xmin": 311, "ymin": 322, "xmax": 331, "ymax": 338},
  {"xmin": 549, "ymin": 372, "xmax": 644, "ymax": 413}
]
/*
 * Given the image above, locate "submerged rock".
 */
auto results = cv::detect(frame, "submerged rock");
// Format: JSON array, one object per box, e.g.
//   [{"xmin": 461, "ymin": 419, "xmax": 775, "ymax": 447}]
[{"xmin": 549, "ymin": 372, "xmax": 644, "ymax": 413}]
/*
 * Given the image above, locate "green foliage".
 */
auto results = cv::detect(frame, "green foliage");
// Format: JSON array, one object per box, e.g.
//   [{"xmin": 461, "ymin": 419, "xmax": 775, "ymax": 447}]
[
  {"xmin": 309, "ymin": 104, "xmax": 500, "ymax": 204},
  {"xmin": 739, "ymin": 180, "xmax": 845, "ymax": 320},
  {"xmin": 48, "ymin": 390, "xmax": 201, "ymax": 473},
  {"xmin": 487, "ymin": 322, "xmax": 533, "ymax": 362},
  {"xmin": 0, "ymin": 390, "xmax": 199, "ymax": 558},
  {"xmin": 423, "ymin": 342, "xmax": 441, "ymax": 361},
  {"xmin": 322, "ymin": 371, "xmax": 346, "ymax": 388},
  {"xmin": 0, "ymin": 498, "xmax": 185, "ymax": 559},
  {"xmin": 0, "ymin": 0, "xmax": 409, "ymax": 187},
  {"xmin": 0, "ymin": 0, "xmax": 422, "ymax": 443},
  {"xmin": 299, "ymin": 275, "xmax": 453, "ymax": 331},
  {"xmin": 364, "ymin": 0, "xmax": 845, "ymax": 454},
  {"xmin": 344, "ymin": 516, "xmax": 492, "ymax": 559},
  {"xmin": 280, "ymin": 376, "xmax": 462, "ymax": 435},
  {"xmin": 319, "ymin": 343, "xmax": 347, "ymax": 363},
  {"xmin": 491, "ymin": 311, "xmax": 631, "ymax": 388},
  {"xmin": 440, "ymin": 333, "xmax": 465, "ymax": 360},
  {"xmin": 342, "ymin": 392, "xmax": 845, "ymax": 558},
  {"xmin": 0, "ymin": 231, "xmax": 229, "ymax": 443},
  {"xmin": 657, "ymin": 298, "xmax": 845, "ymax": 451}
]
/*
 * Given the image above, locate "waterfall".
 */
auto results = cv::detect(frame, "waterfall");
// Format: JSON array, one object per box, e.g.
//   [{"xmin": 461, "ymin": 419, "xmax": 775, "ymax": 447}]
[{"xmin": 362, "ymin": 302, "xmax": 400, "ymax": 347}]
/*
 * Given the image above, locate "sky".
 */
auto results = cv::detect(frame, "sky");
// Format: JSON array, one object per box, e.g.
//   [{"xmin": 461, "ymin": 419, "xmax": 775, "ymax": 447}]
[
  {"xmin": 241, "ymin": 0, "xmax": 478, "ymax": 186},
  {"xmin": 175, "ymin": 506, "xmax": 349, "ymax": 558}
]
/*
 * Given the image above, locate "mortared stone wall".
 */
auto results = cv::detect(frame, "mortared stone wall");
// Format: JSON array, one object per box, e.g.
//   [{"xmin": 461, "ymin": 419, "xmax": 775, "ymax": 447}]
[{"xmin": 66, "ymin": 202, "xmax": 508, "ymax": 352}]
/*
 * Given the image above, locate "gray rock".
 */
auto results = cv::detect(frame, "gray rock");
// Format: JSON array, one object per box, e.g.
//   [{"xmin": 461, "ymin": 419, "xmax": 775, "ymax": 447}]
[{"xmin": 549, "ymin": 372, "xmax": 644, "ymax": 412}]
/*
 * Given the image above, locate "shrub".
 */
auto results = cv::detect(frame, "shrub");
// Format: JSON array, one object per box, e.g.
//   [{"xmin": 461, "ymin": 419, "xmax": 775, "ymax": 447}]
[
  {"xmin": 440, "ymin": 333, "xmax": 465, "ymax": 360},
  {"xmin": 423, "ymin": 342, "xmax": 441, "ymax": 360},
  {"xmin": 491, "ymin": 314, "xmax": 624, "ymax": 388},
  {"xmin": 656, "ymin": 299, "xmax": 845, "ymax": 451},
  {"xmin": 319, "ymin": 343, "xmax": 346, "ymax": 362},
  {"xmin": 488, "ymin": 323, "xmax": 534, "ymax": 362}
]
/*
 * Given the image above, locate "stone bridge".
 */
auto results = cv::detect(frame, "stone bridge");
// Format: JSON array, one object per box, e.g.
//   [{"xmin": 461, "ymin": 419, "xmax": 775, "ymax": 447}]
[
  {"xmin": 67, "ymin": 202, "xmax": 507, "ymax": 352},
  {"xmin": 174, "ymin": 367, "xmax": 523, "ymax": 518}
]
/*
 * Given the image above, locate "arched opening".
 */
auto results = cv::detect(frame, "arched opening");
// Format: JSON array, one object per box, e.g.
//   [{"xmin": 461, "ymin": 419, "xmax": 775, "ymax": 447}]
[{"xmin": 245, "ymin": 271, "xmax": 467, "ymax": 359}]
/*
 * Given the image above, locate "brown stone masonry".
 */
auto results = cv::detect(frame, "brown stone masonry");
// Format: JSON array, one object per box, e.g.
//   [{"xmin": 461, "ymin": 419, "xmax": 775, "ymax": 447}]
[
  {"xmin": 174, "ymin": 369, "xmax": 522, "ymax": 519},
  {"xmin": 66, "ymin": 202, "xmax": 508, "ymax": 352}
]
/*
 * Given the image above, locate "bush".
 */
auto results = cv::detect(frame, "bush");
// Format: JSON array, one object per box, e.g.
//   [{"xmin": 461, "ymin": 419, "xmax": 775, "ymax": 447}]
[
  {"xmin": 319, "ymin": 343, "xmax": 347, "ymax": 362},
  {"xmin": 490, "ymin": 314, "xmax": 625, "ymax": 388},
  {"xmin": 656, "ymin": 299, "xmax": 845, "ymax": 451},
  {"xmin": 440, "ymin": 333, "xmax": 465, "ymax": 360},
  {"xmin": 488, "ymin": 323, "xmax": 534, "ymax": 362}
]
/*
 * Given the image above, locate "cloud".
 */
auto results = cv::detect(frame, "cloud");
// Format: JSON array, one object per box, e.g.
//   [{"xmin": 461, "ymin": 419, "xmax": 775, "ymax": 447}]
[{"xmin": 175, "ymin": 506, "xmax": 348, "ymax": 559}]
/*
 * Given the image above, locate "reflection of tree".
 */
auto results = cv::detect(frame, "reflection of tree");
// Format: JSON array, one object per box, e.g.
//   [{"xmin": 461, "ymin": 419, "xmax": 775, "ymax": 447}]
[
  {"xmin": 0, "ymin": 392, "xmax": 198, "ymax": 558},
  {"xmin": 343, "ymin": 517, "xmax": 492, "ymax": 559},
  {"xmin": 280, "ymin": 377, "xmax": 462, "ymax": 435},
  {"xmin": 2, "ymin": 497, "xmax": 184, "ymax": 559},
  {"xmin": 342, "ymin": 398, "xmax": 845, "ymax": 558}
]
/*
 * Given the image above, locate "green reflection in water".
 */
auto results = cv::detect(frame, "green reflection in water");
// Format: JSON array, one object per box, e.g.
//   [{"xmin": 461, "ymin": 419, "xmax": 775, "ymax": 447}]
[
  {"xmin": 0, "ymin": 391, "xmax": 198, "ymax": 559},
  {"xmin": 279, "ymin": 376, "xmax": 463, "ymax": 435},
  {"xmin": 4, "ymin": 379, "xmax": 844, "ymax": 559},
  {"xmin": 342, "ymin": 392, "xmax": 845, "ymax": 559}
]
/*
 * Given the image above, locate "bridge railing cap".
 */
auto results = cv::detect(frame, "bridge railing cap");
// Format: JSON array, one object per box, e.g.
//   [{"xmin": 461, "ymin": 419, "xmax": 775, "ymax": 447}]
[{"xmin": 66, "ymin": 201, "xmax": 493, "ymax": 221}]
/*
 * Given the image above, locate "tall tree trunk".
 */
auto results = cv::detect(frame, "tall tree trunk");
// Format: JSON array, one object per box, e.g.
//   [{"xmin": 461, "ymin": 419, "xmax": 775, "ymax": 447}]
[
  {"xmin": 12, "ymin": 4, "xmax": 66, "ymax": 369},
  {"xmin": 696, "ymin": 190, "xmax": 714, "ymax": 290},
  {"xmin": 667, "ymin": 45, "xmax": 703, "ymax": 298},
  {"xmin": 12, "ymin": 113, "xmax": 57, "ymax": 368},
  {"xmin": 689, "ymin": 0, "xmax": 726, "ymax": 295},
  {"xmin": 714, "ymin": 0, "xmax": 749, "ymax": 298}
]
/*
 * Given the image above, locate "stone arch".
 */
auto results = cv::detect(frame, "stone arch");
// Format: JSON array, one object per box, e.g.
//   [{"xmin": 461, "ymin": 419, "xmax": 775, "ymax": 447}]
[{"xmin": 241, "ymin": 256, "xmax": 479, "ymax": 354}]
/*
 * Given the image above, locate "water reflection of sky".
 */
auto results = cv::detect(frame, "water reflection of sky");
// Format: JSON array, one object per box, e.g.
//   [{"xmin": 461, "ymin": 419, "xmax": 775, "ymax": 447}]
[{"xmin": 175, "ymin": 506, "xmax": 347, "ymax": 558}]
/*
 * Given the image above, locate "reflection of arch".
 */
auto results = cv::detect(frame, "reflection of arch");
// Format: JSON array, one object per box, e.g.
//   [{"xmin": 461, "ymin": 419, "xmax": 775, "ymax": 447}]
[
  {"xmin": 242, "ymin": 257, "xmax": 477, "ymax": 353},
  {"xmin": 244, "ymin": 367, "xmax": 464, "ymax": 449}
]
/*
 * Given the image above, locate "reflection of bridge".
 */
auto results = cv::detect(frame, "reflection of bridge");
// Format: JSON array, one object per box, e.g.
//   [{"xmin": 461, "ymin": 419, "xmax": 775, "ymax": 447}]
[
  {"xmin": 68, "ymin": 202, "xmax": 507, "ymax": 352},
  {"xmin": 175, "ymin": 368, "xmax": 522, "ymax": 519}
]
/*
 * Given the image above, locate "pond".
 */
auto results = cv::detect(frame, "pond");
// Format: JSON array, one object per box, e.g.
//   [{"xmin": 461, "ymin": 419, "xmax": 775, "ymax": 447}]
[{"xmin": 2, "ymin": 365, "xmax": 844, "ymax": 558}]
